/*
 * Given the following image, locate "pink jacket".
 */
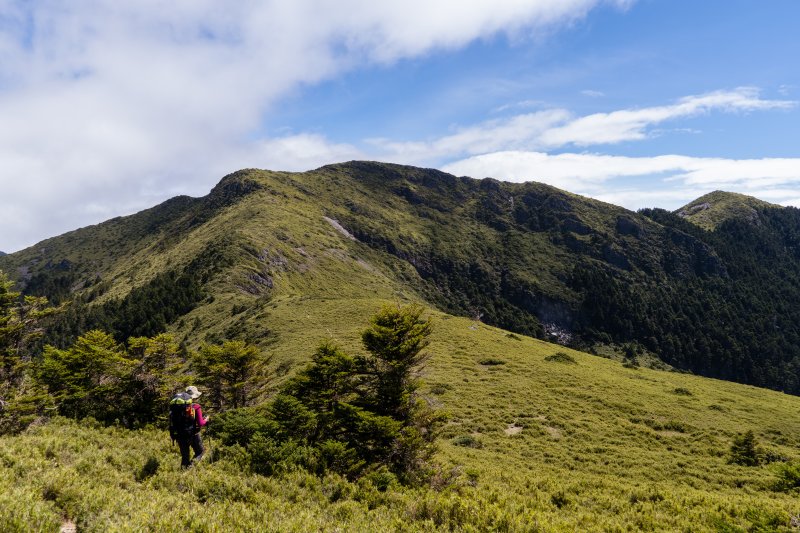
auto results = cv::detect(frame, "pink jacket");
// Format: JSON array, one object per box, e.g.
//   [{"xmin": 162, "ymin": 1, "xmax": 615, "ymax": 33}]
[{"xmin": 193, "ymin": 404, "xmax": 208, "ymax": 427}]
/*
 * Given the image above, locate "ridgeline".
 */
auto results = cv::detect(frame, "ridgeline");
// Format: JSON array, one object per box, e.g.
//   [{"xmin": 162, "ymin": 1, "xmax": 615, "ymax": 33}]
[{"xmin": 3, "ymin": 161, "xmax": 800, "ymax": 394}]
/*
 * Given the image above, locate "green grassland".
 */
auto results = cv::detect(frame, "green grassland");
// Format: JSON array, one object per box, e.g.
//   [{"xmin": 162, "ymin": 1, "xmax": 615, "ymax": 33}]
[
  {"xmin": 3, "ymin": 163, "xmax": 800, "ymax": 530},
  {"xmin": 2, "ymin": 298, "xmax": 800, "ymax": 531}
]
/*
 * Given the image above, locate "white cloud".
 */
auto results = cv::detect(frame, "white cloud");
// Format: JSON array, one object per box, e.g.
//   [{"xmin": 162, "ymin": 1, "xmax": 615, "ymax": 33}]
[
  {"xmin": 240, "ymin": 135, "xmax": 363, "ymax": 173},
  {"xmin": 538, "ymin": 87, "xmax": 795, "ymax": 147},
  {"xmin": 369, "ymin": 109, "xmax": 571, "ymax": 163},
  {"xmin": 0, "ymin": 0, "xmax": 634, "ymax": 252},
  {"xmin": 443, "ymin": 150, "xmax": 800, "ymax": 210},
  {"xmin": 369, "ymin": 88, "xmax": 795, "ymax": 166}
]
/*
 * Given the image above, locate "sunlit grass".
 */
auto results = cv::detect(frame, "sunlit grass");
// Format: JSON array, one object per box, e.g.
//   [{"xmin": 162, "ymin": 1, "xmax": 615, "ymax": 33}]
[{"xmin": 3, "ymin": 302, "xmax": 800, "ymax": 531}]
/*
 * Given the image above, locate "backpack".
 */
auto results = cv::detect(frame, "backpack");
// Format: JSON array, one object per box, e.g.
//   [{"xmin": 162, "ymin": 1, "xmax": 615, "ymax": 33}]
[{"xmin": 169, "ymin": 392, "xmax": 198, "ymax": 439}]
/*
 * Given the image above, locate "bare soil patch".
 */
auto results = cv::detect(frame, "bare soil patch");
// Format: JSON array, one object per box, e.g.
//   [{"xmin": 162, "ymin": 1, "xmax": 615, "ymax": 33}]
[{"xmin": 544, "ymin": 426, "xmax": 562, "ymax": 439}]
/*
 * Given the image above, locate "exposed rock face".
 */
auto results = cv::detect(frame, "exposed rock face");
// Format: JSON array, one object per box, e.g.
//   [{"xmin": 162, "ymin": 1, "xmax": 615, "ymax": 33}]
[{"xmin": 677, "ymin": 202, "xmax": 711, "ymax": 218}]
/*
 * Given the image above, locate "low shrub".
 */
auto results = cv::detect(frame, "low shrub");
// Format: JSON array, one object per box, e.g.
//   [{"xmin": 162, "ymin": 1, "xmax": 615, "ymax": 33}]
[
  {"xmin": 478, "ymin": 358, "xmax": 506, "ymax": 366},
  {"xmin": 429, "ymin": 383, "xmax": 452, "ymax": 395},
  {"xmin": 544, "ymin": 352, "xmax": 577, "ymax": 364},
  {"xmin": 363, "ymin": 466, "xmax": 398, "ymax": 492},
  {"xmin": 551, "ymin": 491, "xmax": 570, "ymax": 508},
  {"xmin": 136, "ymin": 456, "xmax": 159, "ymax": 482},
  {"xmin": 452, "ymin": 435, "xmax": 483, "ymax": 449},
  {"xmin": 206, "ymin": 407, "xmax": 276, "ymax": 447},
  {"xmin": 773, "ymin": 461, "xmax": 800, "ymax": 492}
]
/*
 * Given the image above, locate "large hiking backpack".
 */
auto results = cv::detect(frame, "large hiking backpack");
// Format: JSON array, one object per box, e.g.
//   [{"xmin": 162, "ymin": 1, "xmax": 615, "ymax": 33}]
[{"xmin": 169, "ymin": 392, "xmax": 197, "ymax": 439}]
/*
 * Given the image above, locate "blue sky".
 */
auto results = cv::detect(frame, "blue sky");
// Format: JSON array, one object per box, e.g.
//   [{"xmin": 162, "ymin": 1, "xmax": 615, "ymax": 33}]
[{"xmin": 2, "ymin": 0, "xmax": 800, "ymax": 252}]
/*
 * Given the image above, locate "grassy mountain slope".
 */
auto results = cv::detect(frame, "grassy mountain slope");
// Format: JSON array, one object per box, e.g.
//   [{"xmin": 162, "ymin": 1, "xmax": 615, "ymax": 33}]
[
  {"xmin": 4, "ymin": 163, "xmax": 800, "ymax": 529},
  {"xmin": 675, "ymin": 190, "xmax": 777, "ymax": 231},
  {"xmin": 2, "ymin": 309, "xmax": 799, "ymax": 531},
  {"xmin": 3, "ymin": 161, "xmax": 800, "ymax": 395}
]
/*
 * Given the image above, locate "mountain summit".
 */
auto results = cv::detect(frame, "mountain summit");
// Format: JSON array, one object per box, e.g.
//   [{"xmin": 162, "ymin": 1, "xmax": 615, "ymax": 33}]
[
  {"xmin": 2, "ymin": 161, "xmax": 800, "ymax": 394},
  {"xmin": 675, "ymin": 190, "xmax": 778, "ymax": 230}
]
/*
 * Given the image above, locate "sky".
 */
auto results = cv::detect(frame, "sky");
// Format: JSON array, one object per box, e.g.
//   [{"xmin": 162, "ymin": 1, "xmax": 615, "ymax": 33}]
[{"xmin": 2, "ymin": 0, "xmax": 800, "ymax": 253}]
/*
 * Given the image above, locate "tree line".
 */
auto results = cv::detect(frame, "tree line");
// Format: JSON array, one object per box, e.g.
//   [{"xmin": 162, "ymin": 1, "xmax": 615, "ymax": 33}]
[{"xmin": 0, "ymin": 269, "xmax": 265, "ymax": 431}]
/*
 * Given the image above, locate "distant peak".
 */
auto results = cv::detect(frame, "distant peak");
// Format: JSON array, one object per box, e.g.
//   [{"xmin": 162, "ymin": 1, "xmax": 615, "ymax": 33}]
[{"xmin": 676, "ymin": 191, "xmax": 778, "ymax": 230}]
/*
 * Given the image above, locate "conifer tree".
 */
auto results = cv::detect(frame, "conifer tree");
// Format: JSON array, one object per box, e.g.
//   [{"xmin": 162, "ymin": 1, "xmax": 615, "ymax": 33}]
[
  {"xmin": 359, "ymin": 304, "xmax": 432, "ymax": 422},
  {"xmin": 265, "ymin": 305, "xmax": 441, "ymax": 481},
  {"xmin": 37, "ymin": 330, "xmax": 133, "ymax": 423},
  {"xmin": 194, "ymin": 340, "xmax": 265, "ymax": 410},
  {"xmin": 127, "ymin": 333, "xmax": 185, "ymax": 425},
  {"xmin": 0, "ymin": 271, "xmax": 59, "ymax": 433}
]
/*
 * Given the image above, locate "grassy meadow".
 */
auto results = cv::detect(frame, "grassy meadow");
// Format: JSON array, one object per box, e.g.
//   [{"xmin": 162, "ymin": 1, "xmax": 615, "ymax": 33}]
[
  {"xmin": 2, "ymin": 297, "xmax": 800, "ymax": 531},
  {"xmin": 2, "ymin": 165, "xmax": 800, "ymax": 530}
]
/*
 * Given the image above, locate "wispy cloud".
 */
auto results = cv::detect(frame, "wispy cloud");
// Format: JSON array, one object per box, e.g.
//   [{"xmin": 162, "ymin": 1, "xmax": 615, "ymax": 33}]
[
  {"xmin": 538, "ymin": 87, "xmax": 795, "ymax": 147},
  {"xmin": 367, "ymin": 88, "xmax": 795, "ymax": 164},
  {"xmin": 368, "ymin": 109, "xmax": 571, "ymax": 163}
]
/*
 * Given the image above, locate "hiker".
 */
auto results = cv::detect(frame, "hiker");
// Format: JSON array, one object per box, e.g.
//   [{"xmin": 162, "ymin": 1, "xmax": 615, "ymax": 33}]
[{"xmin": 169, "ymin": 385, "xmax": 209, "ymax": 468}]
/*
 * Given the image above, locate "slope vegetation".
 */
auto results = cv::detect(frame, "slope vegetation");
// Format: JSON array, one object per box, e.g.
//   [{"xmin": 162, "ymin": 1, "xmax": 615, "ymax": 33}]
[
  {"xmin": 3, "ymin": 162, "xmax": 800, "ymax": 395},
  {"xmin": 3, "ymin": 163, "xmax": 800, "ymax": 530},
  {"xmin": 1, "ymin": 307, "xmax": 799, "ymax": 531}
]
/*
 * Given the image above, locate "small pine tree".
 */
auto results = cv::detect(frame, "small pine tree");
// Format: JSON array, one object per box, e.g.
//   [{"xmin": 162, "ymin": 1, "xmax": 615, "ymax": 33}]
[
  {"xmin": 36, "ymin": 330, "xmax": 133, "ymax": 423},
  {"xmin": 359, "ymin": 304, "xmax": 432, "ymax": 422},
  {"xmin": 1, "ymin": 271, "xmax": 60, "ymax": 433},
  {"xmin": 235, "ymin": 304, "xmax": 444, "ymax": 483},
  {"xmin": 729, "ymin": 430, "xmax": 761, "ymax": 466},
  {"xmin": 126, "ymin": 333, "xmax": 185, "ymax": 425},
  {"xmin": 193, "ymin": 340, "xmax": 265, "ymax": 410}
]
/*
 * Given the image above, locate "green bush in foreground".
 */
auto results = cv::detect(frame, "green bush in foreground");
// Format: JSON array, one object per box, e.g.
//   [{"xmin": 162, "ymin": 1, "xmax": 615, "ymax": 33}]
[{"xmin": 211, "ymin": 305, "xmax": 445, "ymax": 484}]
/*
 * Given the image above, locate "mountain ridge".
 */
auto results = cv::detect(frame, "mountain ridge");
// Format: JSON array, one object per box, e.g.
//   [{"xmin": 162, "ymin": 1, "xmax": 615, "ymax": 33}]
[{"xmin": 2, "ymin": 161, "xmax": 800, "ymax": 394}]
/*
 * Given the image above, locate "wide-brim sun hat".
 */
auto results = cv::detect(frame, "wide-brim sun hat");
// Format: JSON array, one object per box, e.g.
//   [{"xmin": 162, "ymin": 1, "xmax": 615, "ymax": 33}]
[{"xmin": 185, "ymin": 385, "xmax": 202, "ymax": 399}]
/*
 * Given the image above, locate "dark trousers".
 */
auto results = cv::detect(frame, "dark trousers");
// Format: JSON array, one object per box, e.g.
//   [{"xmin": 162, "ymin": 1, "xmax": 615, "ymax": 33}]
[{"xmin": 178, "ymin": 433, "xmax": 204, "ymax": 467}]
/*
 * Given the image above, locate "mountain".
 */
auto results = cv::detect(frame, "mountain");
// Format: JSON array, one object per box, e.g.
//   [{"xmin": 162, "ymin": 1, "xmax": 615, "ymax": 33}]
[
  {"xmin": 2, "ymin": 161, "xmax": 800, "ymax": 394},
  {"xmin": 676, "ymin": 190, "xmax": 777, "ymax": 230}
]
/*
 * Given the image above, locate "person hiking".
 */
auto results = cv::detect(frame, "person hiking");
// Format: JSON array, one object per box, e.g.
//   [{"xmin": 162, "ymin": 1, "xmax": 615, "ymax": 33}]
[{"xmin": 169, "ymin": 385, "xmax": 209, "ymax": 468}]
